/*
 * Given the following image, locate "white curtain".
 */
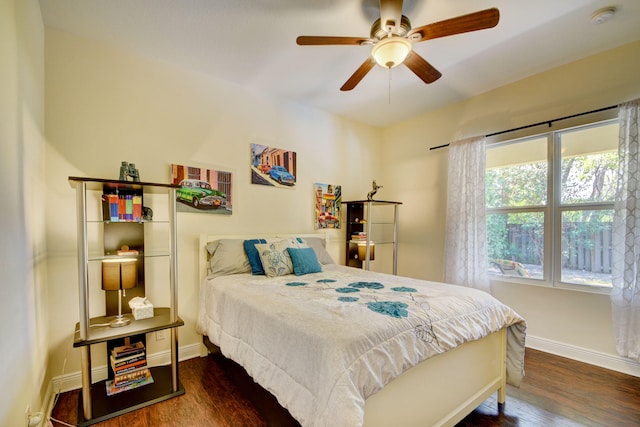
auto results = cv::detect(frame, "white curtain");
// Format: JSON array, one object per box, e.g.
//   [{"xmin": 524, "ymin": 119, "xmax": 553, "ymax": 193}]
[
  {"xmin": 444, "ymin": 136, "xmax": 490, "ymax": 292},
  {"xmin": 612, "ymin": 99, "xmax": 640, "ymax": 360}
]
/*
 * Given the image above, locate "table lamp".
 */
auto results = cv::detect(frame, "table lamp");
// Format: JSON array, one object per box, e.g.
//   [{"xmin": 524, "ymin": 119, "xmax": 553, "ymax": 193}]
[
  {"xmin": 102, "ymin": 258, "xmax": 137, "ymax": 327},
  {"xmin": 357, "ymin": 242, "xmax": 375, "ymax": 261}
]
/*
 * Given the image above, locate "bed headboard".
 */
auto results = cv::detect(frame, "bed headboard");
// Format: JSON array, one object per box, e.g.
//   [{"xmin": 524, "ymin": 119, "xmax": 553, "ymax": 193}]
[{"xmin": 198, "ymin": 232, "xmax": 329, "ymax": 284}]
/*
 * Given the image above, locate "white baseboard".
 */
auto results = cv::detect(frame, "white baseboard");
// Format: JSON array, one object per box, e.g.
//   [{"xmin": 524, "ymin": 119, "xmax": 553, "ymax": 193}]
[
  {"xmin": 51, "ymin": 342, "xmax": 203, "ymax": 394},
  {"xmin": 45, "ymin": 342, "xmax": 204, "ymax": 423},
  {"xmin": 526, "ymin": 335, "xmax": 640, "ymax": 377}
]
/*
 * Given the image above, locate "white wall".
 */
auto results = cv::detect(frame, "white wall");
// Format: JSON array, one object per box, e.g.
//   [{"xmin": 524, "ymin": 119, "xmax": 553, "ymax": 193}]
[
  {"xmin": 42, "ymin": 19, "xmax": 640, "ymax": 405},
  {"xmin": 381, "ymin": 41, "xmax": 640, "ymax": 374},
  {"xmin": 44, "ymin": 28, "xmax": 383, "ymax": 386},
  {"xmin": 0, "ymin": 0, "xmax": 49, "ymax": 425}
]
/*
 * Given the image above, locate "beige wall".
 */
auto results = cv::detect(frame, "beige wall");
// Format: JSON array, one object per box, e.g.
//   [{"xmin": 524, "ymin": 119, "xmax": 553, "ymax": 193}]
[
  {"xmin": 44, "ymin": 27, "xmax": 383, "ymax": 387},
  {"xmin": 381, "ymin": 41, "xmax": 640, "ymax": 373},
  {"xmin": 4, "ymin": 2, "xmax": 637, "ymax": 422},
  {"xmin": 0, "ymin": 0, "xmax": 48, "ymax": 425}
]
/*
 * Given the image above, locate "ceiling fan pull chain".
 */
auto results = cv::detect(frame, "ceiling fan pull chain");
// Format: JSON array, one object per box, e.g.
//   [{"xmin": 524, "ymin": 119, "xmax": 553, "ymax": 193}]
[{"xmin": 388, "ymin": 67, "xmax": 392, "ymax": 104}]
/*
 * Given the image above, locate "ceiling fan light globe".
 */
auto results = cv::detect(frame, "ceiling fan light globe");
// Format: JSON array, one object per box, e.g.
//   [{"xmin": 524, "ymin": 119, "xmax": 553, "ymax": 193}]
[{"xmin": 372, "ymin": 37, "xmax": 412, "ymax": 68}]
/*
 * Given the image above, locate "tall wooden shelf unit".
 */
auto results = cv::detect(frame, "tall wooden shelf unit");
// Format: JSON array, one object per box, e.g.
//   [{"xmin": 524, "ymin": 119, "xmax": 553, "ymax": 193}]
[
  {"xmin": 69, "ymin": 177, "xmax": 184, "ymax": 426},
  {"xmin": 344, "ymin": 200, "xmax": 401, "ymax": 274}
]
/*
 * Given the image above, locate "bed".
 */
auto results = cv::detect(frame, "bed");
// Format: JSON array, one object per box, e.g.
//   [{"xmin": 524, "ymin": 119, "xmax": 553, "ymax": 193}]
[{"xmin": 196, "ymin": 233, "xmax": 526, "ymax": 427}]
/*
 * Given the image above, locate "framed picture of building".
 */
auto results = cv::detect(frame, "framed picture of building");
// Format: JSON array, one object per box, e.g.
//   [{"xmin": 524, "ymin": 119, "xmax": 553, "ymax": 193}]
[
  {"xmin": 250, "ymin": 143, "xmax": 297, "ymax": 188},
  {"xmin": 315, "ymin": 183, "xmax": 341, "ymax": 229},
  {"xmin": 171, "ymin": 164, "xmax": 232, "ymax": 214}
]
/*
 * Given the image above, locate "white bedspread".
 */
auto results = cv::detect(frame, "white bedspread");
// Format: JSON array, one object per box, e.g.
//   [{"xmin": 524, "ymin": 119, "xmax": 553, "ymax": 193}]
[{"xmin": 197, "ymin": 265, "xmax": 526, "ymax": 427}]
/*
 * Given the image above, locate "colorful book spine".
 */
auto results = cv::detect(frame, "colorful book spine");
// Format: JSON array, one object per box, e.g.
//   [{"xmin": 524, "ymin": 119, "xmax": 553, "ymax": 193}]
[
  {"xmin": 109, "ymin": 195, "xmax": 119, "ymax": 222},
  {"xmin": 118, "ymin": 197, "xmax": 126, "ymax": 221},
  {"xmin": 111, "ymin": 341, "xmax": 147, "ymax": 374},
  {"xmin": 112, "ymin": 375, "xmax": 150, "ymax": 389},
  {"xmin": 112, "ymin": 358, "xmax": 147, "ymax": 374},
  {"xmin": 104, "ymin": 191, "xmax": 142, "ymax": 222},
  {"xmin": 114, "ymin": 367, "xmax": 150, "ymax": 386},
  {"xmin": 125, "ymin": 195, "xmax": 133, "ymax": 221},
  {"xmin": 112, "ymin": 341, "xmax": 145, "ymax": 358},
  {"xmin": 132, "ymin": 195, "xmax": 142, "ymax": 222},
  {"xmin": 111, "ymin": 353, "xmax": 146, "ymax": 368},
  {"xmin": 106, "ymin": 371, "xmax": 154, "ymax": 396}
]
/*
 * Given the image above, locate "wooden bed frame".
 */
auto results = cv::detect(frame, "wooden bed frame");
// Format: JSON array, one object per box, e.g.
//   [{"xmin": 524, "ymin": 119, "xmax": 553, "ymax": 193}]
[{"xmin": 198, "ymin": 233, "xmax": 507, "ymax": 427}]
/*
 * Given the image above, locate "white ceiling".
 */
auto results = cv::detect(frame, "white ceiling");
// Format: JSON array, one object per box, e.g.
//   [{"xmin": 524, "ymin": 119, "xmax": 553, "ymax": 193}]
[{"xmin": 39, "ymin": 0, "xmax": 640, "ymax": 128}]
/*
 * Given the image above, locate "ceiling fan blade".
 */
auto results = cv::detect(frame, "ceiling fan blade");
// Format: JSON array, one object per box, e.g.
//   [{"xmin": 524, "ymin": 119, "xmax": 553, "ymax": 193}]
[
  {"xmin": 296, "ymin": 36, "xmax": 371, "ymax": 46},
  {"xmin": 408, "ymin": 8, "xmax": 500, "ymax": 43},
  {"xmin": 379, "ymin": 0, "xmax": 403, "ymax": 34},
  {"xmin": 403, "ymin": 52, "xmax": 442, "ymax": 84},
  {"xmin": 340, "ymin": 58, "xmax": 376, "ymax": 91}
]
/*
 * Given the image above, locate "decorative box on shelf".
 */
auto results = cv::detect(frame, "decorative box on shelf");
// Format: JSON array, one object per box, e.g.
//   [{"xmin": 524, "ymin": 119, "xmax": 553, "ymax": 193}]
[{"xmin": 128, "ymin": 297, "xmax": 154, "ymax": 320}]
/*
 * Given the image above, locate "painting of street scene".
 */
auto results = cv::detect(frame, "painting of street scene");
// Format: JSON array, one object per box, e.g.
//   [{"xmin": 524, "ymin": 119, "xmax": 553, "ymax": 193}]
[
  {"xmin": 315, "ymin": 183, "xmax": 341, "ymax": 229},
  {"xmin": 251, "ymin": 143, "xmax": 297, "ymax": 188},
  {"xmin": 171, "ymin": 164, "xmax": 232, "ymax": 214}
]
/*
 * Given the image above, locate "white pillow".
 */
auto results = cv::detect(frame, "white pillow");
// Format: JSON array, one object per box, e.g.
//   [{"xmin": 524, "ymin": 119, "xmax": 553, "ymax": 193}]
[{"xmin": 254, "ymin": 238, "xmax": 308, "ymax": 277}]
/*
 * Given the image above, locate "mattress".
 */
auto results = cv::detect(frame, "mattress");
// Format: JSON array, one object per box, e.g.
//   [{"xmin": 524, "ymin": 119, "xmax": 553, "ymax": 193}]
[{"xmin": 197, "ymin": 264, "xmax": 526, "ymax": 427}]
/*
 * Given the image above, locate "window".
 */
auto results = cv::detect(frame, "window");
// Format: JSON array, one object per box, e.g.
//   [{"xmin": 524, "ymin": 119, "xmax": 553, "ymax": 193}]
[
  {"xmin": 217, "ymin": 171, "xmax": 232, "ymax": 199},
  {"xmin": 486, "ymin": 119, "xmax": 619, "ymax": 290}
]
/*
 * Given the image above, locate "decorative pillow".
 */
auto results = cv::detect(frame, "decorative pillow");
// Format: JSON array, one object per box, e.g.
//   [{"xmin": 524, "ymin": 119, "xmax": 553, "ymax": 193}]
[
  {"xmin": 243, "ymin": 239, "xmax": 269, "ymax": 275},
  {"xmin": 300, "ymin": 237, "xmax": 335, "ymax": 265},
  {"xmin": 208, "ymin": 239, "xmax": 251, "ymax": 276},
  {"xmin": 254, "ymin": 238, "xmax": 308, "ymax": 277},
  {"xmin": 287, "ymin": 247, "xmax": 322, "ymax": 275}
]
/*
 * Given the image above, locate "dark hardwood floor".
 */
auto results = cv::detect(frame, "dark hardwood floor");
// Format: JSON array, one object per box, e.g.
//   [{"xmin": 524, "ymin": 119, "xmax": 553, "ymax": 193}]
[{"xmin": 50, "ymin": 348, "xmax": 640, "ymax": 427}]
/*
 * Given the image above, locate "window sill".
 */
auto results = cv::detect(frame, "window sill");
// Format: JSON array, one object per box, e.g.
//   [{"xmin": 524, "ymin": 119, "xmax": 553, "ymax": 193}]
[{"xmin": 489, "ymin": 275, "xmax": 612, "ymax": 296}]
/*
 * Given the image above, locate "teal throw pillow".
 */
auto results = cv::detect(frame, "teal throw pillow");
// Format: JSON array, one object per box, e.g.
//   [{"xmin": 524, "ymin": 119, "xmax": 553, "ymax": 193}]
[
  {"xmin": 287, "ymin": 247, "xmax": 322, "ymax": 276},
  {"xmin": 243, "ymin": 239, "xmax": 267, "ymax": 275}
]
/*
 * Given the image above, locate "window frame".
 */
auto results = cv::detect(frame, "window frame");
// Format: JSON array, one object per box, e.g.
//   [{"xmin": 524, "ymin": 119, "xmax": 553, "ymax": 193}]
[{"xmin": 486, "ymin": 110, "xmax": 618, "ymax": 294}]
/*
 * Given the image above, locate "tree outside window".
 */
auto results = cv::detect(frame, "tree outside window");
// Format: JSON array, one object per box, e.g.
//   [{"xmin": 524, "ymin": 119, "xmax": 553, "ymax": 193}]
[{"xmin": 486, "ymin": 120, "xmax": 618, "ymax": 289}]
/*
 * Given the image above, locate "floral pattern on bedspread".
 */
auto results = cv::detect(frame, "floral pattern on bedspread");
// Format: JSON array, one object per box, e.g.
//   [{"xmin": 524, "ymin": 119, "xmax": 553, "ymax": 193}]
[
  {"xmin": 197, "ymin": 264, "xmax": 526, "ymax": 427},
  {"xmin": 286, "ymin": 277, "xmax": 428, "ymax": 322},
  {"xmin": 284, "ymin": 276, "xmax": 444, "ymax": 338}
]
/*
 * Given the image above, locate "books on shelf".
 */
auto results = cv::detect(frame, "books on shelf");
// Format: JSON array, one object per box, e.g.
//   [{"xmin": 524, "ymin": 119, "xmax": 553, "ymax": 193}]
[
  {"xmin": 111, "ymin": 356, "xmax": 147, "ymax": 374},
  {"xmin": 112, "ymin": 340, "xmax": 145, "ymax": 359},
  {"xmin": 132, "ymin": 195, "xmax": 142, "ymax": 221},
  {"xmin": 106, "ymin": 369, "xmax": 154, "ymax": 396},
  {"xmin": 103, "ymin": 192, "xmax": 143, "ymax": 222},
  {"xmin": 125, "ymin": 194, "xmax": 133, "ymax": 221},
  {"xmin": 351, "ymin": 232, "xmax": 367, "ymax": 241},
  {"xmin": 116, "ymin": 248, "xmax": 139, "ymax": 256},
  {"xmin": 114, "ymin": 366, "xmax": 150, "ymax": 386},
  {"xmin": 111, "ymin": 348, "xmax": 145, "ymax": 364},
  {"xmin": 107, "ymin": 340, "xmax": 153, "ymax": 395},
  {"xmin": 108, "ymin": 194, "xmax": 119, "ymax": 222},
  {"xmin": 118, "ymin": 197, "xmax": 126, "ymax": 221}
]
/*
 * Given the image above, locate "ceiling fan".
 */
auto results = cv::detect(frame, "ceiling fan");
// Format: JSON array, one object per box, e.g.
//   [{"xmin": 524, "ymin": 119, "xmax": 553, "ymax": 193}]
[{"xmin": 296, "ymin": 0, "xmax": 500, "ymax": 91}]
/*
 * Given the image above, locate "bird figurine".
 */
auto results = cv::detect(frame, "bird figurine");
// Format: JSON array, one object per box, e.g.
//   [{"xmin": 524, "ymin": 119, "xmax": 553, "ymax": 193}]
[{"xmin": 367, "ymin": 180, "xmax": 383, "ymax": 201}]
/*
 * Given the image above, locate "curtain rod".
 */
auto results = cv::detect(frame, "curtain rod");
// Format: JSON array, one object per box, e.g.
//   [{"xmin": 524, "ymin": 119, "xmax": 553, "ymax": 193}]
[{"xmin": 428, "ymin": 104, "xmax": 618, "ymax": 151}]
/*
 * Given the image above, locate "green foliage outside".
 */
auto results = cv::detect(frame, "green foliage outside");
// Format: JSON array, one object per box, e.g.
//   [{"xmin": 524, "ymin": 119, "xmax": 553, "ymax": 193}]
[{"xmin": 486, "ymin": 149, "xmax": 618, "ymax": 282}]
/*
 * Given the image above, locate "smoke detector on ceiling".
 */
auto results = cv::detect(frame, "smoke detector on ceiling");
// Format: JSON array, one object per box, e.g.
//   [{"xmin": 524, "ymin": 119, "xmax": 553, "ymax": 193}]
[{"xmin": 591, "ymin": 6, "xmax": 617, "ymax": 24}]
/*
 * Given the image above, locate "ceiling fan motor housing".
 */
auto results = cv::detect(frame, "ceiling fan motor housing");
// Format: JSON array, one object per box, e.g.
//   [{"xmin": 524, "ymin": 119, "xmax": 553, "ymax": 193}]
[{"xmin": 370, "ymin": 15, "xmax": 412, "ymax": 39}]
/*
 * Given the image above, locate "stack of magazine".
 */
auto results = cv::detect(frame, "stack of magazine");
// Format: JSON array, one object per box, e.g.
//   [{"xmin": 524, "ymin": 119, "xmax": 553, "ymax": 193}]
[
  {"xmin": 106, "ymin": 340, "xmax": 153, "ymax": 396},
  {"xmin": 351, "ymin": 232, "xmax": 367, "ymax": 242}
]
